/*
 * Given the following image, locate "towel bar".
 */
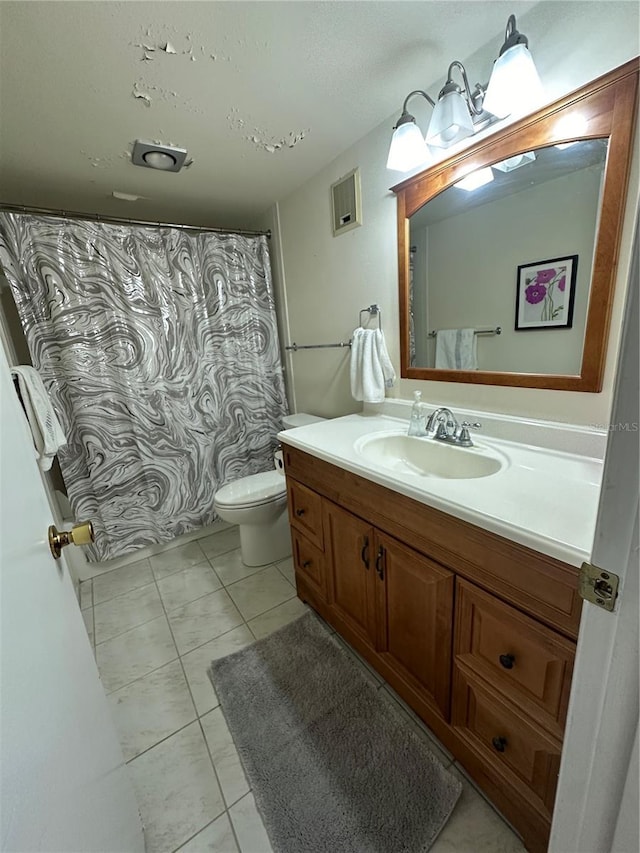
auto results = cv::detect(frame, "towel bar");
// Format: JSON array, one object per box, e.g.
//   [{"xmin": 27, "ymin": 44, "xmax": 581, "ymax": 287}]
[
  {"xmin": 428, "ymin": 326, "xmax": 501, "ymax": 338},
  {"xmin": 285, "ymin": 341, "xmax": 352, "ymax": 352}
]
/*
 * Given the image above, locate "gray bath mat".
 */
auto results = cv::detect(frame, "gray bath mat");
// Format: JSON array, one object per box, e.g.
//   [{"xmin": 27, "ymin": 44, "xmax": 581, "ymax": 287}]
[{"xmin": 208, "ymin": 612, "xmax": 462, "ymax": 852}]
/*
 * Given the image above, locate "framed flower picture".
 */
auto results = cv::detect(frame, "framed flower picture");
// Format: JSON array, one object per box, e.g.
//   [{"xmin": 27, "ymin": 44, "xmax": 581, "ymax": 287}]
[{"xmin": 515, "ymin": 255, "xmax": 578, "ymax": 331}]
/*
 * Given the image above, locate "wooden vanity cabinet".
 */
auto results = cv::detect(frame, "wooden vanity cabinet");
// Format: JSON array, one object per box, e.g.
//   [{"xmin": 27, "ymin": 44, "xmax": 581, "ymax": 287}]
[
  {"xmin": 322, "ymin": 502, "xmax": 455, "ymax": 720},
  {"xmin": 284, "ymin": 445, "xmax": 580, "ymax": 853}
]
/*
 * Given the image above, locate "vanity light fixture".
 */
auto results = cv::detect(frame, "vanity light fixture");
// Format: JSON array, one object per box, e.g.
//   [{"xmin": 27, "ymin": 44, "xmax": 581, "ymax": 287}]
[
  {"xmin": 483, "ymin": 15, "xmax": 544, "ymax": 119},
  {"xmin": 426, "ymin": 62, "xmax": 483, "ymax": 149},
  {"xmin": 387, "ymin": 13, "xmax": 542, "ymax": 171},
  {"xmin": 386, "ymin": 91, "xmax": 436, "ymax": 172},
  {"xmin": 493, "ymin": 150, "xmax": 537, "ymax": 172}
]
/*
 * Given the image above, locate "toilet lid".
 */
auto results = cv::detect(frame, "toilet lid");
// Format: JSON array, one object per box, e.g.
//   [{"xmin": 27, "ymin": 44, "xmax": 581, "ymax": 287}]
[{"xmin": 215, "ymin": 471, "xmax": 286, "ymax": 509}]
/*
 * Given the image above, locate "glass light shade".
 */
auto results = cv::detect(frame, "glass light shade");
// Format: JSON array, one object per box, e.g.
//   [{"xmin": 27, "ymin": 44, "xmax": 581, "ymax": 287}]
[
  {"xmin": 386, "ymin": 121, "xmax": 430, "ymax": 172},
  {"xmin": 483, "ymin": 43, "xmax": 544, "ymax": 119},
  {"xmin": 493, "ymin": 150, "xmax": 536, "ymax": 172},
  {"xmin": 143, "ymin": 150, "xmax": 177, "ymax": 170},
  {"xmin": 454, "ymin": 166, "xmax": 494, "ymax": 192},
  {"xmin": 425, "ymin": 91, "xmax": 475, "ymax": 149}
]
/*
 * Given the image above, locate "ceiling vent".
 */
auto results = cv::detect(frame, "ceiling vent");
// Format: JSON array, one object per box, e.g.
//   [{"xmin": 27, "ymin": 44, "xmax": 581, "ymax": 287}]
[
  {"xmin": 132, "ymin": 140, "xmax": 188, "ymax": 172},
  {"xmin": 331, "ymin": 168, "xmax": 362, "ymax": 236}
]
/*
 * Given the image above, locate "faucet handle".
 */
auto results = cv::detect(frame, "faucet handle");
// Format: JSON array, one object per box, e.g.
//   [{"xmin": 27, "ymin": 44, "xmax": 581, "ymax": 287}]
[
  {"xmin": 434, "ymin": 421, "xmax": 449, "ymax": 440},
  {"xmin": 458, "ymin": 422, "xmax": 481, "ymax": 447}
]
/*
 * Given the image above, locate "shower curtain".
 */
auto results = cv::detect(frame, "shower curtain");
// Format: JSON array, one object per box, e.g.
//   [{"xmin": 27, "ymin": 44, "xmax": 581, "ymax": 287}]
[{"xmin": 0, "ymin": 213, "xmax": 288, "ymax": 561}]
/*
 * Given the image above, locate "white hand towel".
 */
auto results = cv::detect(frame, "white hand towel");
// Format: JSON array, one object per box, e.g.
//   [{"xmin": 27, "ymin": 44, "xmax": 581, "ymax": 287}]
[
  {"xmin": 350, "ymin": 328, "xmax": 396, "ymax": 403},
  {"xmin": 374, "ymin": 329, "xmax": 396, "ymax": 389},
  {"xmin": 10, "ymin": 365, "xmax": 67, "ymax": 470},
  {"xmin": 435, "ymin": 329, "xmax": 478, "ymax": 370}
]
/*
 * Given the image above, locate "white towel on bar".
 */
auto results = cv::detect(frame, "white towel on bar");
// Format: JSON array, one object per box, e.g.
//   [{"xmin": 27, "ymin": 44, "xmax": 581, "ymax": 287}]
[
  {"xmin": 10, "ymin": 365, "xmax": 66, "ymax": 470},
  {"xmin": 350, "ymin": 327, "xmax": 396, "ymax": 403},
  {"xmin": 435, "ymin": 329, "xmax": 478, "ymax": 370}
]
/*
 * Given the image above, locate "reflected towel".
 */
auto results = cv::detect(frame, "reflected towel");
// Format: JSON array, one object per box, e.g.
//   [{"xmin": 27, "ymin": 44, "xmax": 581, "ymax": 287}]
[
  {"xmin": 435, "ymin": 329, "xmax": 478, "ymax": 370},
  {"xmin": 350, "ymin": 328, "xmax": 396, "ymax": 403},
  {"xmin": 10, "ymin": 365, "xmax": 66, "ymax": 470}
]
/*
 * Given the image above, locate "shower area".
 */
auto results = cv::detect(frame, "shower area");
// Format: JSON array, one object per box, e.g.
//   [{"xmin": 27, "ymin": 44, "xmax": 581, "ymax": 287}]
[{"xmin": 0, "ymin": 209, "xmax": 288, "ymax": 565}]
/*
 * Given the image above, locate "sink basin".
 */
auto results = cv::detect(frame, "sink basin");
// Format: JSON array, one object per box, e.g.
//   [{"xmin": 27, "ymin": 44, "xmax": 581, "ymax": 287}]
[{"xmin": 354, "ymin": 431, "xmax": 505, "ymax": 479}]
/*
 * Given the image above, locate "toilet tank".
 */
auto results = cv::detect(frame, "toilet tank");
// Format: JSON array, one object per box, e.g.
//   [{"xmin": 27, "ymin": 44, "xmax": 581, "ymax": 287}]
[{"xmin": 282, "ymin": 413, "xmax": 326, "ymax": 430}]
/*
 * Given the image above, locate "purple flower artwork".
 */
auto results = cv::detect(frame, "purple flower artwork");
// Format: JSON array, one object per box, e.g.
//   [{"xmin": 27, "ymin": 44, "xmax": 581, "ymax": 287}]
[
  {"xmin": 516, "ymin": 255, "xmax": 578, "ymax": 331},
  {"xmin": 525, "ymin": 282, "xmax": 547, "ymax": 305}
]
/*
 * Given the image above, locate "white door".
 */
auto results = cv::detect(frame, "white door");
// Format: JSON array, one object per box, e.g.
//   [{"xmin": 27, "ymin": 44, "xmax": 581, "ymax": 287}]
[
  {"xmin": 0, "ymin": 344, "xmax": 144, "ymax": 852},
  {"xmin": 550, "ymin": 218, "xmax": 639, "ymax": 852}
]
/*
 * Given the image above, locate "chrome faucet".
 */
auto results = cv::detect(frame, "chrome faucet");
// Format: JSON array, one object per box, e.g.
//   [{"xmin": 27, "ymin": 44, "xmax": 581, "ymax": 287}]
[
  {"xmin": 425, "ymin": 407, "xmax": 459, "ymax": 440},
  {"xmin": 423, "ymin": 407, "xmax": 482, "ymax": 447}
]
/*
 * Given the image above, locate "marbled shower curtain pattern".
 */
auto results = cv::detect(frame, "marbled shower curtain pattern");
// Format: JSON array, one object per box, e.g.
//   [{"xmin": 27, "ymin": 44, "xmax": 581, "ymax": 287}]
[{"xmin": 0, "ymin": 213, "xmax": 288, "ymax": 561}]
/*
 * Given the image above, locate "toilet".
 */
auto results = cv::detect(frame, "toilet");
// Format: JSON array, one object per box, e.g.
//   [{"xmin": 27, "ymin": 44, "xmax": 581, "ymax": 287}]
[{"xmin": 213, "ymin": 413, "xmax": 325, "ymax": 567}]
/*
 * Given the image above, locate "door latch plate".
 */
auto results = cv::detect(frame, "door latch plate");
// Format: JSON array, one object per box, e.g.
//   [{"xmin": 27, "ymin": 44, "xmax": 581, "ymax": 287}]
[{"xmin": 579, "ymin": 562, "xmax": 619, "ymax": 611}]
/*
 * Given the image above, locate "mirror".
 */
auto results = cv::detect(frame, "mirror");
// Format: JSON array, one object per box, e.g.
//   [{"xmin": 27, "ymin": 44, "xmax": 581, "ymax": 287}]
[
  {"xmin": 410, "ymin": 140, "xmax": 607, "ymax": 374},
  {"xmin": 393, "ymin": 59, "xmax": 638, "ymax": 391}
]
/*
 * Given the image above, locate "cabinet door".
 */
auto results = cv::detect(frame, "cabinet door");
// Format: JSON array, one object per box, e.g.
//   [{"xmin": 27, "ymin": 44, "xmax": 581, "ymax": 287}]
[
  {"xmin": 291, "ymin": 528, "xmax": 326, "ymax": 600},
  {"xmin": 323, "ymin": 502, "xmax": 377, "ymax": 649},
  {"xmin": 375, "ymin": 531, "xmax": 454, "ymax": 720}
]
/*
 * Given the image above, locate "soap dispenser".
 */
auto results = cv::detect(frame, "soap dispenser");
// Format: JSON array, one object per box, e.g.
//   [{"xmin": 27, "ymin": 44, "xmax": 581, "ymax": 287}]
[{"xmin": 408, "ymin": 390, "xmax": 426, "ymax": 436}]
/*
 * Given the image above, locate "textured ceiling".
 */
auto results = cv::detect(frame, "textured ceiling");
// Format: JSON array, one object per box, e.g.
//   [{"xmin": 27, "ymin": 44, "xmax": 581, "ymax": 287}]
[{"xmin": 0, "ymin": 1, "xmax": 537, "ymax": 228}]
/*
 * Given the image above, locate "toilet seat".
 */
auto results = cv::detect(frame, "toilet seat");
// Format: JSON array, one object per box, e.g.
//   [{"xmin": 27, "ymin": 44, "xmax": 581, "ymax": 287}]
[{"xmin": 214, "ymin": 471, "xmax": 286, "ymax": 510}]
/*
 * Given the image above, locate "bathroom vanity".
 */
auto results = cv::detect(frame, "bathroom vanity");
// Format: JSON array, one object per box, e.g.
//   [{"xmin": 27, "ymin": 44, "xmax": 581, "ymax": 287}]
[{"xmin": 280, "ymin": 412, "xmax": 602, "ymax": 853}]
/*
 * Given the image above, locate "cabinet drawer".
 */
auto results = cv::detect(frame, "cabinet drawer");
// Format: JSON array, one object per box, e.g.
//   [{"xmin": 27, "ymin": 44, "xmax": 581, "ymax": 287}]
[
  {"xmin": 287, "ymin": 479, "xmax": 323, "ymax": 549},
  {"xmin": 292, "ymin": 529, "xmax": 326, "ymax": 599},
  {"xmin": 455, "ymin": 580, "xmax": 575, "ymax": 738},
  {"xmin": 452, "ymin": 666, "xmax": 562, "ymax": 815}
]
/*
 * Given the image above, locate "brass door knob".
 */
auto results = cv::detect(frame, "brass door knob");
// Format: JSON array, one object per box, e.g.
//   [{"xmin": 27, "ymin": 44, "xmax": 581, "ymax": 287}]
[{"xmin": 48, "ymin": 521, "xmax": 95, "ymax": 560}]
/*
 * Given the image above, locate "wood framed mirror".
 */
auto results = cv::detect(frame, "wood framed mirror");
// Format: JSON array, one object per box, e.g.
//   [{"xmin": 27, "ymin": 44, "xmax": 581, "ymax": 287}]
[{"xmin": 392, "ymin": 59, "xmax": 638, "ymax": 391}]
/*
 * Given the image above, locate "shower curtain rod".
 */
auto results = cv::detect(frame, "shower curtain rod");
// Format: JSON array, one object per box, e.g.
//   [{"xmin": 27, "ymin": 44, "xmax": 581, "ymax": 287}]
[{"xmin": 0, "ymin": 202, "xmax": 271, "ymax": 239}]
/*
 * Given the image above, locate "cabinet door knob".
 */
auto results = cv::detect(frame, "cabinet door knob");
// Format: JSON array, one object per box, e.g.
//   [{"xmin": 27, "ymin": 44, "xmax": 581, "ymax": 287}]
[
  {"xmin": 492, "ymin": 736, "xmax": 507, "ymax": 753},
  {"xmin": 375, "ymin": 545, "xmax": 384, "ymax": 581},
  {"xmin": 499, "ymin": 654, "xmax": 515, "ymax": 669},
  {"xmin": 302, "ymin": 559, "xmax": 312, "ymax": 569},
  {"xmin": 361, "ymin": 536, "xmax": 370, "ymax": 570},
  {"xmin": 295, "ymin": 508, "xmax": 305, "ymax": 517}
]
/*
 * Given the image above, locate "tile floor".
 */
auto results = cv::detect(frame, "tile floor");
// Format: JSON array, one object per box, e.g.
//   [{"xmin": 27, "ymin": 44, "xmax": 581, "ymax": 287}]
[{"xmin": 79, "ymin": 525, "xmax": 526, "ymax": 853}]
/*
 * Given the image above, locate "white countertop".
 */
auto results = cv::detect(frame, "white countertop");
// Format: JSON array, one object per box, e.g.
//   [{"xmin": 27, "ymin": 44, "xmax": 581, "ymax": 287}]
[{"xmin": 279, "ymin": 412, "xmax": 602, "ymax": 568}]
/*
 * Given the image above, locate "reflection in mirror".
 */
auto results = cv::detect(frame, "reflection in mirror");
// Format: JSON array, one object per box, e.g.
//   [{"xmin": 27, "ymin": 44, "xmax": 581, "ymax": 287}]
[{"xmin": 409, "ymin": 140, "xmax": 608, "ymax": 374}]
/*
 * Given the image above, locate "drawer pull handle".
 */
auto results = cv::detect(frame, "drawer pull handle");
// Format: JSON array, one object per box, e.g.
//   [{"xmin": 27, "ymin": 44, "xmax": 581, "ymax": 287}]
[
  {"xmin": 361, "ymin": 536, "xmax": 370, "ymax": 570},
  {"xmin": 492, "ymin": 736, "xmax": 508, "ymax": 753},
  {"xmin": 296, "ymin": 508, "xmax": 305, "ymax": 517},
  {"xmin": 499, "ymin": 654, "xmax": 515, "ymax": 669},
  {"xmin": 302, "ymin": 560, "xmax": 312, "ymax": 569},
  {"xmin": 375, "ymin": 546, "xmax": 384, "ymax": 581}
]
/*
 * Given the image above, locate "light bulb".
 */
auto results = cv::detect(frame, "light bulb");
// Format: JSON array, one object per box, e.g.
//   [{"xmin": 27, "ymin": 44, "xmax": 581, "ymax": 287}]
[
  {"xmin": 143, "ymin": 151, "xmax": 177, "ymax": 170},
  {"xmin": 426, "ymin": 91, "xmax": 475, "ymax": 149}
]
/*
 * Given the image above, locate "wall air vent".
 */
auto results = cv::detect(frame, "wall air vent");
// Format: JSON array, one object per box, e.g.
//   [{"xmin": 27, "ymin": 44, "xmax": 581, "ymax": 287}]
[{"xmin": 330, "ymin": 168, "xmax": 362, "ymax": 237}]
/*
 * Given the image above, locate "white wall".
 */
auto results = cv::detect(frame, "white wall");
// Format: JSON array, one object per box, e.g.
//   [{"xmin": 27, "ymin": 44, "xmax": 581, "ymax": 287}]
[
  {"xmin": 421, "ymin": 164, "xmax": 603, "ymax": 374},
  {"xmin": 273, "ymin": 1, "xmax": 639, "ymax": 424}
]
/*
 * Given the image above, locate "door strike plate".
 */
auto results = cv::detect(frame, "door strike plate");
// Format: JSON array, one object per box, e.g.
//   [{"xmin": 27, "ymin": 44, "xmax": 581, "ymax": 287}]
[{"xmin": 579, "ymin": 562, "xmax": 620, "ymax": 612}]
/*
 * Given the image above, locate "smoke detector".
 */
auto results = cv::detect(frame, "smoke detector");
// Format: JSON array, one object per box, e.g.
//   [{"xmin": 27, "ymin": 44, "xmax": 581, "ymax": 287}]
[{"xmin": 132, "ymin": 140, "xmax": 188, "ymax": 172}]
